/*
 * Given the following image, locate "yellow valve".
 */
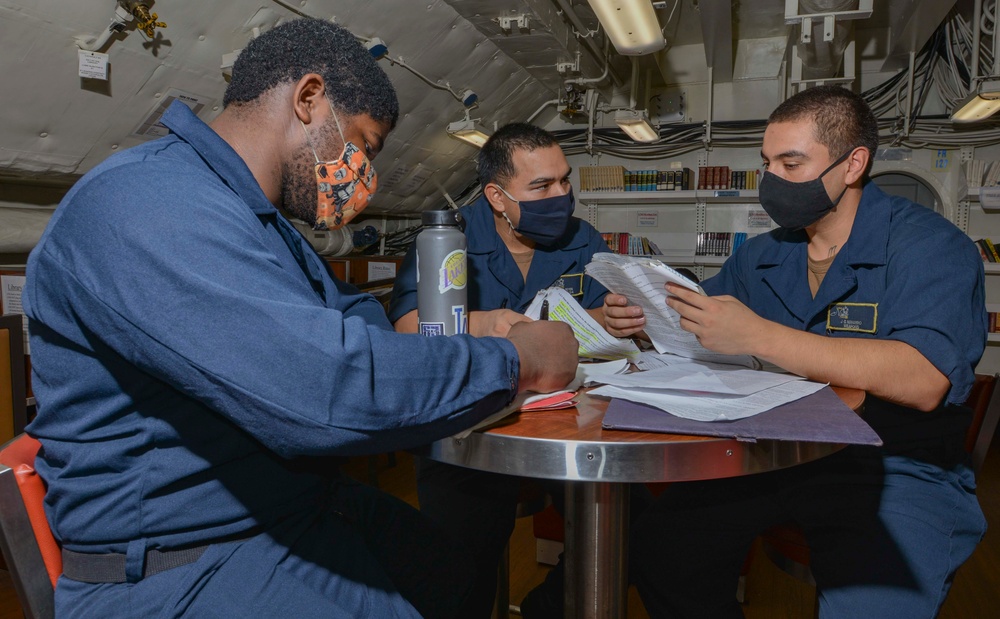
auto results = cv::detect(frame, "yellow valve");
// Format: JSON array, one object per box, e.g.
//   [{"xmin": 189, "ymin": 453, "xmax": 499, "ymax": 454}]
[{"xmin": 129, "ymin": 3, "xmax": 166, "ymax": 38}]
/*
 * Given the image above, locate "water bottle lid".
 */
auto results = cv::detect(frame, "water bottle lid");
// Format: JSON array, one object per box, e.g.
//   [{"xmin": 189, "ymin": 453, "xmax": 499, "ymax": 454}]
[{"xmin": 422, "ymin": 209, "xmax": 464, "ymax": 228}]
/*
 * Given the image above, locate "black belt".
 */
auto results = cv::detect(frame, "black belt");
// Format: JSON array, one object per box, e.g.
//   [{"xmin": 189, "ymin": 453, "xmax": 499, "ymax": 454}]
[{"xmin": 62, "ymin": 545, "xmax": 211, "ymax": 584}]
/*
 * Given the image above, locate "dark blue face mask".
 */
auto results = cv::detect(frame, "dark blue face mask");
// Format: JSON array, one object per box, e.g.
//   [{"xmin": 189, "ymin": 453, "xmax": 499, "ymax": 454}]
[
  {"xmin": 498, "ymin": 186, "xmax": 575, "ymax": 246},
  {"xmin": 758, "ymin": 147, "xmax": 855, "ymax": 230}
]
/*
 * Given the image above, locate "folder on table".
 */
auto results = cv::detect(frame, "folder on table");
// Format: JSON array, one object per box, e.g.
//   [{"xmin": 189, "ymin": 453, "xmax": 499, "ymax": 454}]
[{"xmin": 602, "ymin": 386, "xmax": 882, "ymax": 446}]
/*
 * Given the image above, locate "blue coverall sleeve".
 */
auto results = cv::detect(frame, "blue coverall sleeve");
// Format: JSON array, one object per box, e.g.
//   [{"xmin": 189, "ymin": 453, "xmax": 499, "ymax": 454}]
[
  {"xmin": 387, "ymin": 242, "xmax": 418, "ymax": 324},
  {"xmin": 29, "ymin": 162, "xmax": 519, "ymax": 458}
]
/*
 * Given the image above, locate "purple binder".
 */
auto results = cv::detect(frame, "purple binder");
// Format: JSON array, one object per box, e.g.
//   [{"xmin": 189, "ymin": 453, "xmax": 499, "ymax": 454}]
[{"xmin": 601, "ymin": 386, "xmax": 882, "ymax": 446}]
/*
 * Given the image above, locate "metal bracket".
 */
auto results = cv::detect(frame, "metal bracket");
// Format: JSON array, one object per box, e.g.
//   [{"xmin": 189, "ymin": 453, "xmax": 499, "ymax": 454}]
[
  {"xmin": 956, "ymin": 200, "xmax": 971, "ymax": 235},
  {"xmin": 499, "ymin": 14, "xmax": 530, "ymax": 33}
]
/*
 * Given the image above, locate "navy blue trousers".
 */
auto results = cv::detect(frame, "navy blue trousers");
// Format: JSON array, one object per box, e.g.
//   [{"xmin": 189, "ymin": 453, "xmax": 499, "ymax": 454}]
[
  {"xmin": 632, "ymin": 447, "xmax": 985, "ymax": 618},
  {"xmin": 55, "ymin": 475, "xmax": 474, "ymax": 618}
]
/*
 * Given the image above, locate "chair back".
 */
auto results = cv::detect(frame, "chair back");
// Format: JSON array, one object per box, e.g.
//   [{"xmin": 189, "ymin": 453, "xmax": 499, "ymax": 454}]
[
  {"xmin": 0, "ymin": 434, "xmax": 58, "ymax": 619},
  {"xmin": 964, "ymin": 373, "xmax": 1000, "ymax": 475}
]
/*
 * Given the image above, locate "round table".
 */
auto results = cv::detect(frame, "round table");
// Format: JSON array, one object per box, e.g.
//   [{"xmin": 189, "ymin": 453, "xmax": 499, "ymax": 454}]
[{"xmin": 414, "ymin": 386, "xmax": 865, "ymax": 618}]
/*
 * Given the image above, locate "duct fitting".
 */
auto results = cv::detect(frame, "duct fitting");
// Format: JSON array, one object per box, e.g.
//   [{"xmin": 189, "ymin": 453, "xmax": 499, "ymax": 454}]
[{"xmin": 796, "ymin": 0, "xmax": 857, "ymax": 80}]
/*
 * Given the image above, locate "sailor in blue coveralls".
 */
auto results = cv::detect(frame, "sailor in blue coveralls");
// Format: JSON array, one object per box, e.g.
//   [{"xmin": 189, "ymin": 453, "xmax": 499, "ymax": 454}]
[
  {"xmin": 389, "ymin": 123, "xmax": 636, "ymax": 618},
  {"xmin": 605, "ymin": 85, "xmax": 988, "ymax": 618},
  {"xmin": 22, "ymin": 20, "xmax": 579, "ymax": 619}
]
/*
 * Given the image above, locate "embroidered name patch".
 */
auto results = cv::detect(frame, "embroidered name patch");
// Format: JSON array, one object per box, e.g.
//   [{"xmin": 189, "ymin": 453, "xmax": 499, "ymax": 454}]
[
  {"xmin": 554, "ymin": 272, "xmax": 584, "ymax": 297},
  {"xmin": 826, "ymin": 302, "xmax": 878, "ymax": 334}
]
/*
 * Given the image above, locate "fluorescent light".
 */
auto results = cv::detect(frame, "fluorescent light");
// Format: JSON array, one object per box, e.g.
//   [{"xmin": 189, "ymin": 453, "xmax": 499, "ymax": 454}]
[
  {"xmin": 615, "ymin": 109, "xmax": 659, "ymax": 142},
  {"xmin": 587, "ymin": 0, "xmax": 665, "ymax": 55},
  {"xmin": 952, "ymin": 79, "xmax": 1000, "ymax": 122},
  {"xmin": 447, "ymin": 118, "xmax": 491, "ymax": 148}
]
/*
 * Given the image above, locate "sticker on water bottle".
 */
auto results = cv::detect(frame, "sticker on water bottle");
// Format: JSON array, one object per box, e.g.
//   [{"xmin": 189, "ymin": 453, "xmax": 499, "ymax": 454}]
[
  {"xmin": 419, "ymin": 322, "xmax": 445, "ymax": 336},
  {"xmin": 438, "ymin": 249, "xmax": 467, "ymax": 294}
]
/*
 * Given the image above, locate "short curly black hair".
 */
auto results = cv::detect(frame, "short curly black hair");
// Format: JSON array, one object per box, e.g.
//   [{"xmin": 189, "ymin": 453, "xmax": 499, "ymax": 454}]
[
  {"xmin": 477, "ymin": 123, "xmax": 559, "ymax": 187},
  {"xmin": 223, "ymin": 19, "xmax": 399, "ymax": 128}
]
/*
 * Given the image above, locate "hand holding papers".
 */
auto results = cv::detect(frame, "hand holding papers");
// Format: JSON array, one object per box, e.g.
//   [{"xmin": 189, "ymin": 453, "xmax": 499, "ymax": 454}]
[
  {"xmin": 525, "ymin": 287, "xmax": 640, "ymax": 361},
  {"xmin": 584, "ymin": 254, "xmax": 758, "ymax": 368}
]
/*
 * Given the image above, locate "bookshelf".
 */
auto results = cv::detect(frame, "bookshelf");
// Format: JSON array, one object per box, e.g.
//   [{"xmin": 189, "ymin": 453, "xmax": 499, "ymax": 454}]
[{"xmin": 580, "ymin": 189, "xmax": 763, "ymax": 277}]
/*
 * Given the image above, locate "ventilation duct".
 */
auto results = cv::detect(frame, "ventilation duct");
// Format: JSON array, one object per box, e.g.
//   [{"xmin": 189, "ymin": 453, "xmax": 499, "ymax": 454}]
[{"xmin": 795, "ymin": 0, "xmax": 857, "ymax": 80}]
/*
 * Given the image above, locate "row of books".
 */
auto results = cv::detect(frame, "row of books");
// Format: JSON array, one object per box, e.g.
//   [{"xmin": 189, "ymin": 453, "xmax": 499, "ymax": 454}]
[
  {"xmin": 696, "ymin": 166, "xmax": 758, "ymax": 190},
  {"xmin": 975, "ymin": 238, "xmax": 1000, "ymax": 262},
  {"xmin": 601, "ymin": 232, "xmax": 662, "ymax": 256},
  {"xmin": 965, "ymin": 160, "xmax": 1000, "ymax": 189},
  {"xmin": 696, "ymin": 231, "xmax": 749, "ymax": 257},
  {"xmin": 623, "ymin": 168, "xmax": 695, "ymax": 192},
  {"xmin": 988, "ymin": 312, "xmax": 1000, "ymax": 334},
  {"xmin": 578, "ymin": 165, "xmax": 757, "ymax": 192}
]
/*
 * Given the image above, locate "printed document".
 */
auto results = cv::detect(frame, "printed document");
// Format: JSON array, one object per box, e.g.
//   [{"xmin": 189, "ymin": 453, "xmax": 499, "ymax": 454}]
[
  {"xmin": 590, "ymin": 379, "xmax": 827, "ymax": 422},
  {"xmin": 584, "ymin": 254, "xmax": 757, "ymax": 368},
  {"xmin": 524, "ymin": 287, "xmax": 640, "ymax": 361}
]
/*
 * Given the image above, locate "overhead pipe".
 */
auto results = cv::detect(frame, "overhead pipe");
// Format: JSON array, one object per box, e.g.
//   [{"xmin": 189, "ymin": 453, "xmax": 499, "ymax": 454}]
[
  {"xmin": 552, "ymin": 0, "xmax": 625, "ymax": 87},
  {"xmin": 971, "ymin": 0, "xmax": 983, "ymax": 83}
]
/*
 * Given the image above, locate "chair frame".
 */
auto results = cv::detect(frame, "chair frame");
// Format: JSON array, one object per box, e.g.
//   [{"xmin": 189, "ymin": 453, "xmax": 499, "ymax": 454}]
[{"xmin": 0, "ymin": 452, "xmax": 56, "ymax": 619}]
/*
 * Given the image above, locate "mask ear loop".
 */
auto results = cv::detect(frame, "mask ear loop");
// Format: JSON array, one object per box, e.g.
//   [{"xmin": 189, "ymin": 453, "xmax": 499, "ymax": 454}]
[
  {"xmin": 298, "ymin": 119, "xmax": 321, "ymax": 164},
  {"xmin": 495, "ymin": 185, "xmax": 518, "ymax": 235}
]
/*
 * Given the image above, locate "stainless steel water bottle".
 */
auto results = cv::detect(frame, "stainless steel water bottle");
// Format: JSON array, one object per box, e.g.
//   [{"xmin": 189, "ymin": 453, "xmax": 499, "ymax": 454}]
[{"xmin": 416, "ymin": 209, "xmax": 468, "ymax": 336}]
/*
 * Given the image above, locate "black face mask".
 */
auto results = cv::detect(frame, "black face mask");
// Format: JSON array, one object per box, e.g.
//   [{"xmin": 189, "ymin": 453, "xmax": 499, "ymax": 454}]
[{"xmin": 758, "ymin": 148, "xmax": 855, "ymax": 230}]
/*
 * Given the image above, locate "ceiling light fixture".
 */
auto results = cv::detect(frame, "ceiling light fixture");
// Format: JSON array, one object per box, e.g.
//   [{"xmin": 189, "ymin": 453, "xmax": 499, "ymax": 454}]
[
  {"xmin": 586, "ymin": 0, "xmax": 666, "ymax": 55},
  {"xmin": 952, "ymin": 78, "xmax": 1000, "ymax": 123},
  {"xmin": 615, "ymin": 109, "xmax": 659, "ymax": 142},
  {"xmin": 447, "ymin": 113, "xmax": 491, "ymax": 148}
]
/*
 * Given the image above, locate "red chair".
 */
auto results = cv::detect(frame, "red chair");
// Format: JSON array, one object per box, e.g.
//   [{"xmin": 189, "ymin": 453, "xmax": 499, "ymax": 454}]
[
  {"xmin": 759, "ymin": 373, "xmax": 1000, "ymax": 610},
  {"xmin": 0, "ymin": 434, "xmax": 60, "ymax": 619}
]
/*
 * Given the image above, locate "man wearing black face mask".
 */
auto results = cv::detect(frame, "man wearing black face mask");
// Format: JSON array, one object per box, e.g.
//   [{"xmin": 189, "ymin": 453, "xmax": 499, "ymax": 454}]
[
  {"xmin": 608, "ymin": 85, "xmax": 987, "ymax": 618},
  {"xmin": 391, "ymin": 122, "xmax": 616, "ymax": 337},
  {"xmin": 389, "ymin": 123, "xmax": 644, "ymax": 618}
]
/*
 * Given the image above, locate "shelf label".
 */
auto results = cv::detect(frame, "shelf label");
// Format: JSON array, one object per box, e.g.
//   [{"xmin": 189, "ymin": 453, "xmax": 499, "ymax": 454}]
[
  {"xmin": 714, "ymin": 190, "xmax": 740, "ymax": 197},
  {"xmin": 637, "ymin": 211, "xmax": 658, "ymax": 227},
  {"xmin": 981, "ymin": 187, "xmax": 1000, "ymax": 209}
]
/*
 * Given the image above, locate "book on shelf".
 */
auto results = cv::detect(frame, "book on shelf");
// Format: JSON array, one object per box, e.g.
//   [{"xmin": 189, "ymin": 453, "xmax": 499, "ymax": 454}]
[
  {"xmin": 976, "ymin": 238, "xmax": 1000, "ymax": 262},
  {"xmin": 601, "ymin": 232, "xmax": 662, "ymax": 256},
  {"xmin": 696, "ymin": 166, "xmax": 758, "ymax": 191},
  {"xmin": 695, "ymin": 231, "xmax": 748, "ymax": 257}
]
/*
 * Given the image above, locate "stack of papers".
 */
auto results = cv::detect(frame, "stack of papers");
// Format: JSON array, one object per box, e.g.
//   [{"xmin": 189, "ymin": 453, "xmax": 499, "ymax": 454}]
[{"xmin": 584, "ymin": 254, "xmax": 758, "ymax": 369}]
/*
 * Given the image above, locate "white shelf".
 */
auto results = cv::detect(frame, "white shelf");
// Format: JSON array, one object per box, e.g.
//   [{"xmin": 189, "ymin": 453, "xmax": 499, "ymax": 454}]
[
  {"xmin": 985, "ymin": 263, "xmax": 1000, "ymax": 275},
  {"xmin": 616, "ymin": 254, "xmax": 730, "ymax": 266},
  {"xmin": 579, "ymin": 189, "xmax": 758, "ymax": 204}
]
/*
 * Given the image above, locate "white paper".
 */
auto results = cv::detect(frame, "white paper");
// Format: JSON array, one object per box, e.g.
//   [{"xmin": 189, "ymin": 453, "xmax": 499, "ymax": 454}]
[
  {"xmin": 524, "ymin": 287, "xmax": 640, "ymax": 361},
  {"xmin": 590, "ymin": 364, "xmax": 802, "ymax": 396},
  {"xmin": 590, "ymin": 379, "xmax": 827, "ymax": 422},
  {"xmin": 78, "ymin": 50, "xmax": 108, "ymax": 80},
  {"xmin": 367, "ymin": 261, "xmax": 396, "ymax": 281},
  {"xmin": 584, "ymin": 254, "xmax": 757, "ymax": 368}
]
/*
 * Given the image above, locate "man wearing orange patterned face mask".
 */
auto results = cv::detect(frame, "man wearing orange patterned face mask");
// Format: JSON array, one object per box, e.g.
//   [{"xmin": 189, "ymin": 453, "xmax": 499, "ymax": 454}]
[{"xmin": 22, "ymin": 18, "xmax": 578, "ymax": 619}]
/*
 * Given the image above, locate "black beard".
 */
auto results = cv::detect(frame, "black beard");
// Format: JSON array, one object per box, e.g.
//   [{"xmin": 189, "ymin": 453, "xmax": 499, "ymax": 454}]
[{"xmin": 280, "ymin": 147, "xmax": 319, "ymax": 225}]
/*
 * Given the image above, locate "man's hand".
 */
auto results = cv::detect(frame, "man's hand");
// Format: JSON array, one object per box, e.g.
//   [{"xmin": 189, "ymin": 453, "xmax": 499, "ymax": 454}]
[
  {"xmin": 506, "ymin": 321, "xmax": 578, "ymax": 393},
  {"xmin": 601, "ymin": 294, "xmax": 646, "ymax": 338},
  {"xmin": 469, "ymin": 309, "xmax": 530, "ymax": 338},
  {"xmin": 665, "ymin": 284, "xmax": 772, "ymax": 355}
]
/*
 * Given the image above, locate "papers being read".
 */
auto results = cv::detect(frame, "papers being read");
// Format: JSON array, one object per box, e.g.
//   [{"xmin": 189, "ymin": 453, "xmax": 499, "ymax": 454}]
[{"xmin": 584, "ymin": 254, "xmax": 758, "ymax": 368}]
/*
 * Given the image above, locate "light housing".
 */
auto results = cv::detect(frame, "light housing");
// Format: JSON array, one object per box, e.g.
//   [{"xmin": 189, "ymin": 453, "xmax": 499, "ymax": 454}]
[
  {"xmin": 365, "ymin": 37, "xmax": 388, "ymax": 60},
  {"xmin": 587, "ymin": 0, "xmax": 666, "ymax": 55},
  {"xmin": 952, "ymin": 79, "xmax": 1000, "ymax": 123},
  {"xmin": 447, "ymin": 117, "xmax": 491, "ymax": 148},
  {"xmin": 615, "ymin": 109, "xmax": 659, "ymax": 143}
]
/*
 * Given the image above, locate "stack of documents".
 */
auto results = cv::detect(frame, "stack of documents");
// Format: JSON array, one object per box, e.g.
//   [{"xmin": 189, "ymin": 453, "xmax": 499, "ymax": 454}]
[{"xmin": 584, "ymin": 254, "xmax": 758, "ymax": 368}]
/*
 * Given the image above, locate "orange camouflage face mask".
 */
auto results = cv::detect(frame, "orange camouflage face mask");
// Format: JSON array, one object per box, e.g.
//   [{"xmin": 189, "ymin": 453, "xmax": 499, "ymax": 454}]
[{"xmin": 300, "ymin": 98, "xmax": 378, "ymax": 231}]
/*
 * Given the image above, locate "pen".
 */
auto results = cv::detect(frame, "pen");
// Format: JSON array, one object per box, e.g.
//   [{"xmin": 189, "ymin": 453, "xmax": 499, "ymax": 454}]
[
  {"xmin": 500, "ymin": 299, "xmax": 508, "ymax": 309},
  {"xmin": 539, "ymin": 299, "xmax": 549, "ymax": 320}
]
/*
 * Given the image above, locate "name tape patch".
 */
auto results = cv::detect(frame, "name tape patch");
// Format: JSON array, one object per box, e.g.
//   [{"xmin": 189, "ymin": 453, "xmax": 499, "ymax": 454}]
[{"xmin": 826, "ymin": 302, "xmax": 878, "ymax": 334}]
